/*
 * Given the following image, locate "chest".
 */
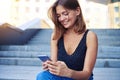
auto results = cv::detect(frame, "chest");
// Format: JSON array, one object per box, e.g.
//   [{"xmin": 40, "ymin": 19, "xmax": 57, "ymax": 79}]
[
  {"xmin": 58, "ymin": 34, "xmax": 87, "ymax": 71},
  {"xmin": 63, "ymin": 34, "xmax": 83, "ymax": 55}
]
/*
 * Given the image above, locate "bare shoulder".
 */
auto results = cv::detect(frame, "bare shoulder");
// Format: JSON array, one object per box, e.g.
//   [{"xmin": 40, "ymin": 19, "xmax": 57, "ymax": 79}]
[
  {"xmin": 51, "ymin": 32, "xmax": 58, "ymax": 44},
  {"xmin": 87, "ymin": 30, "xmax": 98, "ymax": 44},
  {"xmin": 51, "ymin": 32, "xmax": 55, "ymax": 40},
  {"xmin": 87, "ymin": 30, "xmax": 97, "ymax": 40}
]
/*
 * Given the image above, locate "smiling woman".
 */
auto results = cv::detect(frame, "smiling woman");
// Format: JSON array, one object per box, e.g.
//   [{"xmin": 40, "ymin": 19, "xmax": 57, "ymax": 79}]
[
  {"xmin": 48, "ymin": 0, "xmax": 86, "ymax": 40},
  {"xmin": 56, "ymin": 5, "xmax": 80, "ymax": 29},
  {"xmin": 36, "ymin": 0, "xmax": 98, "ymax": 80}
]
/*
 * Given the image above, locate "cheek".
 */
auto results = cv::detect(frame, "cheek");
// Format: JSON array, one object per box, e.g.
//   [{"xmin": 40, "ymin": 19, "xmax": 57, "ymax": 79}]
[
  {"xmin": 69, "ymin": 16, "xmax": 77, "ymax": 24},
  {"xmin": 70, "ymin": 12, "xmax": 77, "ymax": 20}
]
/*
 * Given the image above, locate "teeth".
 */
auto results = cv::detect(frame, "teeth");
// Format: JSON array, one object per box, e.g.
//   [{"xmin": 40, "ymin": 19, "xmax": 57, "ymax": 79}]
[{"xmin": 63, "ymin": 22, "xmax": 68, "ymax": 25}]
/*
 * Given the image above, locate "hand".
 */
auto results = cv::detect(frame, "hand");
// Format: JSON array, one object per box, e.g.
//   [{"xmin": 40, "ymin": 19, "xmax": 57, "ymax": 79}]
[
  {"xmin": 47, "ymin": 61, "xmax": 71, "ymax": 77},
  {"xmin": 42, "ymin": 60, "xmax": 49, "ymax": 70}
]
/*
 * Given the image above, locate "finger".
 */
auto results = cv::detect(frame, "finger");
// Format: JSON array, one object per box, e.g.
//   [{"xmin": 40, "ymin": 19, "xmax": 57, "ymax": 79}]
[
  {"xmin": 48, "ymin": 68, "xmax": 58, "ymax": 75},
  {"xmin": 42, "ymin": 62, "xmax": 49, "ymax": 70},
  {"xmin": 43, "ymin": 67, "xmax": 48, "ymax": 70},
  {"xmin": 42, "ymin": 62, "xmax": 47, "ymax": 67},
  {"xmin": 47, "ymin": 63, "xmax": 57, "ymax": 70},
  {"xmin": 47, "ymin": 61, "xmax": 58, "ymax": 66},
  {"xmin": 43, "ymin": 64, "xmax": 48, "ymax": 69},
  {"xmin": 42, "ymin": 61, "xmax": 47, "ymax": 66}
]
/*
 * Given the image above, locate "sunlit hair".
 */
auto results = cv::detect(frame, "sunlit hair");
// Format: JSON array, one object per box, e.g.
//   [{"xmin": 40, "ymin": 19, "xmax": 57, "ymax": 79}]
[{"xmin": 48, "ymin": 0, "xmax": 86, "ymax": 40}]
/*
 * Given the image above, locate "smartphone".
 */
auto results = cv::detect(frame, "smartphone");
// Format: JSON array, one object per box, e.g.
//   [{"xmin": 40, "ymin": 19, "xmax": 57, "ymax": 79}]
[{"xmin": 38, "ymin": 55, "xmax": 51, "ymax": 62}]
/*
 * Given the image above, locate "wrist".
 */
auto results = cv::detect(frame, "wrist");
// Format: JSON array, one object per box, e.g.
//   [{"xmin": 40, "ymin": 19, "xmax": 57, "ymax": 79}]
[{"xmin": 67, "ymin": 69, "xmax": 73, "ymax": 78}]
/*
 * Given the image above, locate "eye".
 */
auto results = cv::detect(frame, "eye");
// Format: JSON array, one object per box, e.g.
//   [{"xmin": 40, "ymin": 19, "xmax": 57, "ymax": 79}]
[
  {"xmin": 56, "ymin": 14, "xmax": 60, "ymax": 18},
  {"xmin": 63, "ymin": 11, "xmax": 69, "ymax": 16}
]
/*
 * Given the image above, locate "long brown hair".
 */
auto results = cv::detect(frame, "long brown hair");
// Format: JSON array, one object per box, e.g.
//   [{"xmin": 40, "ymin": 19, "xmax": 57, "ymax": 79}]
[{"xmin": 48, "ymin": 0, "xmax": 86, "ymax": 40}]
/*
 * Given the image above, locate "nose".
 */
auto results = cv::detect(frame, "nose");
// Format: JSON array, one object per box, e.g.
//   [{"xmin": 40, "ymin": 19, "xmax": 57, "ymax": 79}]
[{"xmin": 59, "ymin": 15, "xmax": 66, "ymax": 22}]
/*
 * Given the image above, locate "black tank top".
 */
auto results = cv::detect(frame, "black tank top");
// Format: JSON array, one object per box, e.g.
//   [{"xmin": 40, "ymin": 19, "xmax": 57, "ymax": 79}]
[{"xmin": 57, "ymin": 30, "xmax": 89, "ymax": 71}]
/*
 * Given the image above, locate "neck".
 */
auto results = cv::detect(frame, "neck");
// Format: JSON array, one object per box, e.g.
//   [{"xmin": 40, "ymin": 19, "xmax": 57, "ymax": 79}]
[
  {"xmin": 65, "ymin": 28, "xmax": 74, "ymax": 34},
  {"xmin": 65, "ymin": 25, "xmax": 77, "ymax": 34}
]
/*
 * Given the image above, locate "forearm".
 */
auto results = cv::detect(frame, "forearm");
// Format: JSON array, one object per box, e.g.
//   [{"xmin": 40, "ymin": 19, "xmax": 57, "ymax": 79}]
[
  {"xmin": 67, "ymin": 69, "xmax": 91, "ymax": 80},
  {"xmin": 50, "ymin": 37, "xmax": 58, "ymax": 62},
  {"xmin": 50, "ymin": 45, "xmax": 58, "ymax": 62},
  {"xmin": 51, "ymin": 53, "xmax": 57, "ymax": 62}
]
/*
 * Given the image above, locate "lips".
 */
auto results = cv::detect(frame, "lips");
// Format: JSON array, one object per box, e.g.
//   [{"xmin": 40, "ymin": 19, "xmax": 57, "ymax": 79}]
[
  {"xmin": 61, "ymin": 21, "xmax": 68, "ymax": 26},
  {"xmin": 63, "ymin": 23, "xmax": 67, "ymax": 25}
]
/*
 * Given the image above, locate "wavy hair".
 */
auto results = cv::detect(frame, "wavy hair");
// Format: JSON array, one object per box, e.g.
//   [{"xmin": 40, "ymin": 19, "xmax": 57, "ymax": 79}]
[{"xmin": 48, "ymin": 0, "xmax": 86, "ymax": 40}]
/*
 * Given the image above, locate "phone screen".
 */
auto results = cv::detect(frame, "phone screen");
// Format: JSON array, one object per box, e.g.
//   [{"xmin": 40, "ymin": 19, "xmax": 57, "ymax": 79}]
[{"xmin": 38, "ymin": 55, "xmax": 51, "ymax": 62}]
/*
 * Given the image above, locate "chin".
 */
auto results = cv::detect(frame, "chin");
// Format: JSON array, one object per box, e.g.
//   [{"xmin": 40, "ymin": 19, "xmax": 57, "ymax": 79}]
[
  {"xmin": 63, "ymin": 25, "xmax": 70, "ymax": 28},
  {"xmin": 64, "ymin": 27, "xmax": 69, "ymax": 29},
  {"xmin": 64, "ymin": 26, "xmax": 73, "ymax": 29}
]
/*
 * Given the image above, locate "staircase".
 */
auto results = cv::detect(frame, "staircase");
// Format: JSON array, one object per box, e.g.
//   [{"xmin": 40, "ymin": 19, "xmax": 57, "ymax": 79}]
[{"xmin": 0, "ymin": 29, "xmax": 120, "ymax": 80}]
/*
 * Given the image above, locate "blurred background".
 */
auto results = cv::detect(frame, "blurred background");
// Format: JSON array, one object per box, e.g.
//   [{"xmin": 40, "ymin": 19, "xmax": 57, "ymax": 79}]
[
  {"xmin": 0, "ymin": 1, "xmax": 120, "ymax": 80},
  {"xmin": 0, "ymin": 0, "xmax": 120, "ymax": 29}
]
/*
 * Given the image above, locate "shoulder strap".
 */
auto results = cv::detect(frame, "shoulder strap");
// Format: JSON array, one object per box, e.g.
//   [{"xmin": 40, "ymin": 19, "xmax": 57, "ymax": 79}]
[
  {"xmin": 84, "ymin": 29, "xmax": 89, "ymax": 36},
  {"xmin": 82, "ymin": 29, "xmax": 89, "ymax": 43}
]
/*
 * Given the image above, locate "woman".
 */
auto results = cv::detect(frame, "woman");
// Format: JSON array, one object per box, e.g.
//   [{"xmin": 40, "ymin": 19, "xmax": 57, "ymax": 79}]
[{"xmin": 37, "ymin": 0, "xmax": 98, "ymax": 80}]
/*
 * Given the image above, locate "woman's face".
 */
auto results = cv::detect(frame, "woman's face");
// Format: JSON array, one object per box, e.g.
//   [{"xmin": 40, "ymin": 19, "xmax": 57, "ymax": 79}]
[{"xmin": 56, "ymin": 5, "xmax": 80, "ymax": 29}]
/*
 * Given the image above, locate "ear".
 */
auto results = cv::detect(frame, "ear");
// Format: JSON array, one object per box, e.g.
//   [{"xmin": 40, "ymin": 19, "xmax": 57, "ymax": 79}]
[{"xmin": 75, "ymin": 7, "xmax": 80, "ymax": 16}]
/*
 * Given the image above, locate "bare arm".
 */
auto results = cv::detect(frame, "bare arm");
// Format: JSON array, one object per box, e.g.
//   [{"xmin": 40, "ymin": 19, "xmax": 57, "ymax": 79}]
[
  {"xmin": 42, "ymin": 32, "xmax": 58, "ymax": 70},
  {"xmin": 68, "ymin": 31, "xmax": 98, "ymax": 80},
  {"xmin": 50, "ymin": 32, "xmax": 58, "ymax": 62}
]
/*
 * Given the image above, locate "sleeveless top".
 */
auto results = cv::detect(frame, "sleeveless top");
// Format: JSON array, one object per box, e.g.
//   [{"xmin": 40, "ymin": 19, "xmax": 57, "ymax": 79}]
[{"xmin": 57, "ymin": 30, "xmax": 89, "ymax": 71}]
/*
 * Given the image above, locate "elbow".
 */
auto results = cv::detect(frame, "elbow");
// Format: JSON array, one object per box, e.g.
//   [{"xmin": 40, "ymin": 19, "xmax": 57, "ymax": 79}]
[{"xmin": 83, "ymin": 70, "xmax": 92, "ymax": 80}]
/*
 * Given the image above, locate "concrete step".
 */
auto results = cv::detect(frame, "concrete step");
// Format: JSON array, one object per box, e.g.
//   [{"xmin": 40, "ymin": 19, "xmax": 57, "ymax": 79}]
[
  {"xmin": 95, "ymin": 59, "xmax": 120, "ymax": 68},
  {"xmin": 0, "ymin": 29, "xmax": 120, "ymax": 68},
  {"xmin": 0, "ymin": 65, "xmax": 42, "ymax": 80},
  {"xmin": 29, "ymin": 29, "xmax": 120, "ymax": 42},
  {"xmin": 91, "ymin": 29, "xmax": 120, "ymax": 36},
  {"xmin": 28, "ymin": 29, "xmax": 52, "ymax": 42},
  {"xmin": 28, "ymin": 36, "xmax": 120, "ymax": 46},
  {"xmin": 0, "ymin": 58, "xmax": 41, "ymax": 66},
  {"xmin": 0, "ymin": 45, "xmax": 50, "ymax": 51},
  {"xmin": 28, "ymin": 36, "xmax": 120, "ymax": 42},
  {"xmin": 28, "ymin": 37, "xmax": 51, "ymax": 41},
  {"xmin": 1, "ymin": 45, "xmax": 120, "ymax": 54},
  {"xmin": 0, "ymin": 51, "xmax": 50, "ymax": 58},
  {"xmin": 29, "ymin": 30, "xmax": 120, "ymax": 40},
  {"xmin": 33, "ymin": 29, "xmax": 52, "ymax": 37},
  {"xmin": 98, "ymin": 37, "xmax": 120, "ymax": 43},
  {"xmin": 33, "ymin": 29, "xmax": 120, "ymax": 37},
  {"xmin": 31, "ymin": 32, "xmax": 51, "ymax": 39},
  {"xmin": 31, "ymin": 36, "xmax": 120, "ymax": 42},
  {"xmin": 0, "ymin": 65, "xmax": 120, "ymax": 80},
  {"xmin": 93, "ymin": 67, "xmax": 120, "ymax": 80},
  {"xmin": 27, "ymin": 29, "xmax": 52, "ymax": 45},
  {"xmin": 97, "ymin": 53, "xmax": 120, "ymax": 59},
  {"xmin": 0, "ymin": 57, "xmax": 120, "ymax": 68},
  {"xmin": 0, "ymin": 50, "xmax": 120, "ymax": 67},
  {"xmin": 27, "ymin": 29, "xmax": 120, "ymax": 46},
  {"xmin": 0, "ymin": 50, "xmax": 120, "ymax": 59},
  {"xmin": 98, "ymin": 41, "xmax": 120, "ymax": 46},
  {"xmin": 28, "ymin": 40, "xmax": 120, "ymax": 46},
  {"xmin": 27, "ymin": 41, "xmax": 50, "ymax": 45},
  {"xmin": 28, "ymin": 35, "xmax": 51, "ymax": 44},
  {"xmin": 98, "ymin": 46, "xmax": 120, "ymax": 54}
]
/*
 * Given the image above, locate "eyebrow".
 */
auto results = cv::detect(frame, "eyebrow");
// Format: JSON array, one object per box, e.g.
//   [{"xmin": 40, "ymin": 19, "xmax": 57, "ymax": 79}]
[{"xmin": 56, "ymin": 10, "xmax": 68, "ymax": 15}]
